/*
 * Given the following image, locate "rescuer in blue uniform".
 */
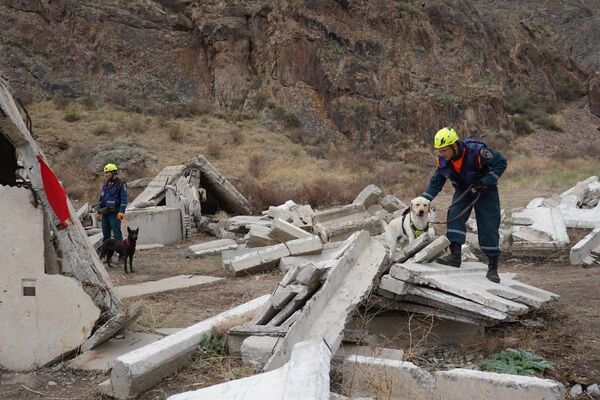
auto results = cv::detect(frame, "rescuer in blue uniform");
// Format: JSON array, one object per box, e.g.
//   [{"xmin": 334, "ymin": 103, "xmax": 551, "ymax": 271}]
[
  {"xmin": 421, "ymin": 128, "xmax": 507, "ymax": 283},
  {"xmin": 96, "ymin": 163, "xmax": 128, "ymax": 244}
]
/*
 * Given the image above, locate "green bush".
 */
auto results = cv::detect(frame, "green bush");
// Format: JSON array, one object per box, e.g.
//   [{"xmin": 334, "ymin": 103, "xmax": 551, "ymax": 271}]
[
  {"xmin": 92, "ymin": 124, "xmax": 110, "ymax": 136},
  {"xmin": 394, "ymin": 1, "xmax": 423, "ymax": 19},
  {"xmin": 513, "ymin": 114, "xmax": 534, "ymax": 135},
  {"xmin": 64, "ymin": 110, "xmax": 82, "ymax": 122},
  {"xmin": 269, "ymin": 104, "xmax": 302, "ymax": 129},
  {"xmin": 480, "ymin": 349, "xmax": 553, "ymax": 376},
  {"xmin": 200, "ymin": 334, "xmax": 227, "ymax": 356}
]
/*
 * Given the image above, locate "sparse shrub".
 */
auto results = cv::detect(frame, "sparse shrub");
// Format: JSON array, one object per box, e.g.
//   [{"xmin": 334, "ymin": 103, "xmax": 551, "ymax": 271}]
[
  {"xmin": 480, "ymin": 349, "xmax": 552, "ymax": 376},
  {"xmin": 92, "ymin": 124, "xmax": 110, "ymax": 136},
  {"xmin": 156, "ymin": 115, "xmax": 170, "ymax": 128},
  {"xmin": 167, "ymin": 124, "xmax": 184, "ymax": 142},
  {"xmin": 53, "ymin": 95, "xmax": 71, "ymax": 110},
  {"xmin": 227, "ymin": 129, "xmax": 243, "ymax": 146},
  {"xmin": 248, "ymin": 154, "xmax": 266, "ymax": 178},
  {"xmin": 109, "ymin": 89, "xmax": 131, "ymax": 109},
  {"xmin": 434, "ymin": 92, "xmax": 457, "ymax": 109},
  {"xmin": 64, "ymin": 109, "xmax": 82, "ymax": 122},
  {"xmin": 353, "ymin": 103, "xmax": 372, "ymax": 127},
  {"xmin": 556, "ymin": 80, "xmax": 583, "ymax": 102},
  {"xmin": 123, "ymin": 116, "xmax": 147, "ymax": 133},
  {"xmin": 200, "ymin": 116, "xmax": 210, "ymax": 125},
  {"xmin": 269, "ymin": 104, "xmax": 302, "ymax": 129},
  {"xmin": 394, "ymin": 1, "xmax": 423, "ymax": 19},
  {"xmin": 206, "ymin": 141, "xmax": 222, "ymax": 159},
  {"xmin": 200, "ymin": 334, "xmax": 227, "ymax": 356},
  {"xmin": 513, "ymin": 114, "xmax": 533, "ymax": 135},
  {"xmin": 81, "ymin": 95, "xmax": 98, "ymax": 111},
  {"xmin": 254, "ymin": 93, "xmax": 268, "ymax": 111}
]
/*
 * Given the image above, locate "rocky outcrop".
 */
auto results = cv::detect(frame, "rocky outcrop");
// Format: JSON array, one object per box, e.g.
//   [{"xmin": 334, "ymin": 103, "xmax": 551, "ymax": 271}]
[
  {"xmin": 0, "ymin": 0, "xmax": 588, "ymax": 144},
  {"xmin": 590, "ymin": 72, "xmax": 600, "ymax": 117}
]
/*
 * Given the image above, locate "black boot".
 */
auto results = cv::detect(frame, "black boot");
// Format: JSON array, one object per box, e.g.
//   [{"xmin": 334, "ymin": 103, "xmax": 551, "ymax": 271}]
[
  {"xmin": 486, "ymin": 256, "xmax": 500, "ymax": 283},
  {"xmin": 437, "ymin": 242, "xmax": 462, "ymax": 268}
]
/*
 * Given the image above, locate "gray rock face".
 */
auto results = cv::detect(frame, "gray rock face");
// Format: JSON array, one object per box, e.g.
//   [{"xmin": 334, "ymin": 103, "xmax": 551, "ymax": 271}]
[{"xmin": 88, "ymin": 147, "xmax": 156, "ymax": 174}]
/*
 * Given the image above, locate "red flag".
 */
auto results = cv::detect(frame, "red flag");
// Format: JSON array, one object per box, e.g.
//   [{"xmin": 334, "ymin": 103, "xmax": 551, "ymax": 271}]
[{"xmin": 36, "ymin": 155, "xmax": 71, "ymax": 226}]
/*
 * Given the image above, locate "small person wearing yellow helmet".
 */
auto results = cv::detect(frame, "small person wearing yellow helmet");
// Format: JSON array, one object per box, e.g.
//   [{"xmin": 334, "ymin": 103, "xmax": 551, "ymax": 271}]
[
  {"xmin": 422, "ymin": 128, "xmax": 507, "ymax": 283},
  {"xmin": 96, "ymin": 163, "xmax": 128, "ymax": 263}
]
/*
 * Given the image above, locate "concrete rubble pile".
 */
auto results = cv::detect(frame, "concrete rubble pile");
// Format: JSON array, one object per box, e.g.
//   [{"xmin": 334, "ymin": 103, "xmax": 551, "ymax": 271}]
[
  {"xmin": 0, "ymin": 78, "xmax": 139, "ymax": 371},
  {"xmin": 125, "ymin": 155, "xmax": 252, "ymax": 246}
]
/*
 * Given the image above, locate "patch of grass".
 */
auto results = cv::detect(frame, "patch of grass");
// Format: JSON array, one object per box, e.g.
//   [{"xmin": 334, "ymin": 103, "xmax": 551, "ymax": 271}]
[
  {"xmin": 123, "ymin": 116, "xmax": 148, "ymax": 133},
  {"xmin": 353, "ymin": 103, "xmax": 372, "ymax": 127},
  {"xmin": 167, "ymin": 124, "xmax": 184, "ymax": 143},
  {"xmin": 227, "ymin": 129, "xmax": 243, "ymax": 146},
  {"xmin": 91, "ymin": 124, "xmax": 111, "ymax": 136},
  {"xmin": 394, "ymin": 1, "xmax": 423, "ymax": 19},
  {"xmin": 269, "ymin": 104, "xmax": 302, "ymax": 129},
  {"xmin": 513, "ymin": 114, "xmax": 534, "ymax": 135},
  {"xmin": 505, "ymin": 90, "xmax": 562, "ymax": 132},
  {"xmin": 480, "ymin": 349, "xmax": 552, "ymax": 376},
  {"xmin": 434, "ymin": 92, "xmax": 457, "ymax": 109},
  {"xmin": 248, "ymin": 153, "xmax": 266, "ymax": 178},
  {"xmin": 53, "ymin": 95, "xmax": 71, "ymax": 110},
  {"xmin": 206, "ymin": 141, "xmax": 222, "ymax": 159},
  {"xmin": 64, "ymin": 109, "xmax": 83, "ymax": 122}
]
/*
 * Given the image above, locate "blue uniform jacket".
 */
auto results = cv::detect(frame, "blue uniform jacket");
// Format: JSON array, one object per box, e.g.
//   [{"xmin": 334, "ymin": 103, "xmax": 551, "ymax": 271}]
[
  {"xmin": 98, "ymin": 178, "xmax": 128, "ymax": 213},
  {"xmin": 421, "ymin": 139, "xmax": 507, "ymax": 200}
]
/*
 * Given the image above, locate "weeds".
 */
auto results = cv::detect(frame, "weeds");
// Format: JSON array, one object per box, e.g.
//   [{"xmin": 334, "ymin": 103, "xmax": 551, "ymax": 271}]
[
  {"xmin": 394, "ymin": 0, "xmax": 423, "ymax": 19},
  {"xmin": 480, "ymin": 349, "xmax": 553, "ymax": 376},
  {"xmin": 53, "ymin": 95, "xmax": 71, "ymax": 110},
  {"xmin": 64, "ymin": 109, "xmax": 82, "ymax": 122},
  {"xmin": 200, "ymin": 333, "xmax": 228, "ymax": 356},
  {"xmin": 227, "ymin": 129, "xmax": 244, "ymax": 146},
  {"xmin": 269, "ymin": 104, "xmax": 302, "ymax": 129},
  {"xmin": 92, "ymin": 124, "xmax": 110, "ymax": 136},
  {"xmin": 248, "ymin": 154, "xmax": 266, "ymax": 178},
  {"xmin": 167, "ymin": 124, "xmax": 184, "ymax": 142},
  {"xmin": 505, "ymin": 89, "xmax": 562, "ymax": 133},
  {"xmin": 207, "ymin": 141, "xmax": 222, "ymax": 159}
]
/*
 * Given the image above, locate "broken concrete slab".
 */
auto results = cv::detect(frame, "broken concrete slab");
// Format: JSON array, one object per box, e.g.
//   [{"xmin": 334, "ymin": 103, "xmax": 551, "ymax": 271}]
[
  {"xmin": 279, "ymin": 247, "xmax": 343, "ymax": 273},
  {"xmin": 129, "ymin": 165, "xmax": 186, "ymax": 209},
  {"xmin": 127, "ymin": 177, "xmax": 153, "ymax": 188},
  {"xmin": 353, "ymin": 184, "xmax": 383, "ymax": 208},
  {"xmin": 390, "ymin": 261, "xmax": 558, "ymax": 314},
  {"xmin": 270, "ymin": 218, "xmax": 312, "ymax": 242},
  {"xmin": 312, "ymin": 204, "xmax": 365, "ymax": 224},
  {"xmin": 0, "ymin": 186, "xmax": 101, "ymax": 371},
  {"xmin": 264, "ymin": 231, "xmax": 387, "ymax": 371},
  {"xmin": 168, "ymin": 340, "xmax": 330, "ymax": 400},
  {"xmin": 67, "ymin": 332, "xmax": 161, "ymax": 371},
  {"xmin": 570, "ymin": 227, "xmax": 600, "ymax": 265},
  {"xmin": 107, "ymin": 295, "xmax": 269, "ymax": 399},
  {"xmin": 513, "ymin": 203, "xmax": 600, "ymax": 229},
  {"xmin": 115, "ymin": 275, "xmax": 224, "ymax": 299},
  {"xmin": 245, "ymin": 224, "xmax": 278, "ymax": 247},
  {"xmin": 435, "ymin": 369, "xmax": 566, "ymax": 400},
  {"xmin": 413, "ymin": 235, "xmax": 450, "ymax": 263},
  {"xmin": 124, "ymin": 206, "xmax": 183, "ymax": 245},
  {"xmin": 77, "ymin": 202, "xmax": 91, "ymax": 221},
  {"xmin": 379, "ymin": 194, "xmax": 406, "ymax": 213},
  {"xmin": 228, "ymin": 243, "xmax": 290, "ymax": 276},
  {"xmin": 268, "ymin": 283, "xmax": 321, "ymax": 326},
  {"xmin": 316, "ymin": 214, "xmax": 384, "ymax": 242},
  {"xmin": 186, "ymin": 239, "xmax": 238, "ymax": 258},
  {"xmin": 227, "ymin": 215, "xmax": 271, "ymax": 232},
  {"xmin": 186, "ymin": 154, "xmax": 253, "ymax": 215},
  {"xmin": 395, "ymin": 232, "xmax": 435, "ymax": 262},
  {"xmin": 512, "ymin": 207, "xmax": 569, "ymax": 244},
  {"xmin": 284, "ymin": 235, "xmax": 323, "ymax": 256}
]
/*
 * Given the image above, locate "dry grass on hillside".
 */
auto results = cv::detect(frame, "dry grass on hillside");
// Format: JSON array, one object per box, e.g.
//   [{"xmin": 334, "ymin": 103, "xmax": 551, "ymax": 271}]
[{"xmin": 28, "ymin": 100, "xmax": 600, "ymax": 211}]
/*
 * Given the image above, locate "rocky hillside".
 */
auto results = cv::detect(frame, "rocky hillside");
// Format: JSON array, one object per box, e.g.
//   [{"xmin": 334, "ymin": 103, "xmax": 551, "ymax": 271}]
[{"xmin": 0, "ymin": 0, "xmax": 591, "ymax": 146}]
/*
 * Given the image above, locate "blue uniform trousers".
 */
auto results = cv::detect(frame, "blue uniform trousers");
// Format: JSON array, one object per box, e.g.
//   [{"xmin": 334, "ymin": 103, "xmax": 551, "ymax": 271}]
[
  {"xmin": 446, "ymin": 185, "xmax": 501, "ymax": 257},
  {"xmin": 102, "ymin": 212, "xmax": 123, "ymax": 241}
]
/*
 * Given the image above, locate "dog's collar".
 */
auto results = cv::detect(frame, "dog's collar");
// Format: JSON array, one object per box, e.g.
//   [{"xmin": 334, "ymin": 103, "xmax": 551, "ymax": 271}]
[{"xmin": 411, "ymin": 220, "xmax": 428, "ymax": 237}]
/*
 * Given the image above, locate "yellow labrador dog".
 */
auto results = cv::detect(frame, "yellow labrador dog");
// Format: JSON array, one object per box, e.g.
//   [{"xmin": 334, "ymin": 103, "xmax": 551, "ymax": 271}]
[{"xmin": 384, "ymin": 196, "xmax": 432, "ymax": 255}]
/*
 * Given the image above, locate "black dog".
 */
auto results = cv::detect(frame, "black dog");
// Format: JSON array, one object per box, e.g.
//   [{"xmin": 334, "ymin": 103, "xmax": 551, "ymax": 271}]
[{"xmin": 99, "ymin": 227, "xmax": 139, "ymax": 273}]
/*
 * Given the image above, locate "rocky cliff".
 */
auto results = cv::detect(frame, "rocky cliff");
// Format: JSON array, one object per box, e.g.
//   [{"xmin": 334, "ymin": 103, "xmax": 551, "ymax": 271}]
[{"xmin": 0, "ymin": 0, "xmax": 590, "ymax": 144}]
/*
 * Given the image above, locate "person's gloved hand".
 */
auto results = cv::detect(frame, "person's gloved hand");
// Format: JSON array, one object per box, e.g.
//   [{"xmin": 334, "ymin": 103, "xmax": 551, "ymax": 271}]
[
  {"xmin": 471, "ymin": 180, "xmax": 486, "ymax": 192},
  {"xmin": 117, "ymin": 212, "xmax": 125, "ymax": 222},
  {"xmin": 96, "ymin": 213, "xmax": 102, "ymax": 221}
]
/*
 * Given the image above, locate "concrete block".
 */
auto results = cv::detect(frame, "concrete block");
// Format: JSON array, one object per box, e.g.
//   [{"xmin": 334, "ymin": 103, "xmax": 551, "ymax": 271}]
[
  {"xmin": 67, "ymin": 332, "xmax": 161, "ymax": 371},
  {"xmin": 229, "ymin": 243, "xmax": 290, "ymax": 276},
  {"xmin": 390, "ymin": 261, "xmax": 558, "ymax": 315},
  {"xmin": 271, "ymin": 285, "xmax": 298, "ymax": 309},
  {"xmin": 264, "ymin": 231, "xmax": 387, "ymax": 371},
  {"xmin": 435, "ymin": 369, "xmax": 566, "ymax": 400},
  {"xmin": 123, "ymin": 206, "xmax": 183, "ymax": 245},
  {"xmin": 108, "ymin": 295, "xmax": 269, "ymax": 399},
  {"xmin": 353, "ymin": 184, "xmax": 383, "ymax": 208},
  {"xmin": 0, "ymin": 186, "xmax": 100, "ymax": 371},
  {"xmin": 245, "ymin": 224, "xmax": 278, "ymax": 247},
  {"xmin": 317, "ymin": 214, "xmax": 384, "ymax": 242},
  {"xmin": 129, "ymin": 165, "xmax": 185, "ymax": 209},
  {"xmin": 186, "ymin": 239, "xmax": 238, "ymax": 258},
  {"xmin": 168, "ymin": 340, "xmax": 330, "ymax": 400},
  {"xmin": 413, "ymin": 235, "xmax": 450, "ymax": 263},
  {"xmin": 313, "ymin": 204, "xmax": 365, "ymax": 224},
  {"xmin": 268, "ymin": 284, "xmax": 320, "ymax": 326},
  {"xmin": 513, "ymin": 207, "xmax": 569, "ymax": 244},
  {"xmin": 380, "ymin": 194, "xmax": 406, "ymax": 212},
  {"xmin": 395, "ymin": 232, "xmax": 435, "ymax": 262},
  {"xmin": 279, "ymin": 247, "xmax": 343, "ymax": 273},
  {"xmin": 571, "ymin": 227, "xmax": 600, "ymax": 265},
  {"xmin": 115, "ymin": 275, "xmax": 224, "ymax": 299},
  {"xmin": 241, "ymin": 336, "xmax": 280, "ymax": 367},
  {"xmin": 270, "ymin": 218, "xmax": 312, "ymax": 242},
  {"xmin": 295, "ymin": 263, "xmax": 321, "ymax": 286},
  {"xmin": 285, "ymin": 235, "xmax": 323, "ymax": 255}
]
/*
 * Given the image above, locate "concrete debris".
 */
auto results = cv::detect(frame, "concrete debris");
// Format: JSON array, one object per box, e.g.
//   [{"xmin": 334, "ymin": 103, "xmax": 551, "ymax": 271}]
[
  {"xmin": 570, "ymin": 384, "xmax": 583, "ymax": 397},
  {"xmin": 413, "ymin": 235, "xmax": 450, "ymax": 263},
  {"xmin": 114, "ymin": 275, "xmax": 224, "ymax": 299},
  {"xmin": 103, "ymin": 295, "xmax": 269, "ymax": 399},
  {"xmin": 129, "ymin": 165, "xmax": 186, "ymax": 209},
  {"xmin": 394, "ymin": 232, "xmax": 435, "ymax": 262},
  {"xmin": 270, "ymin": 218, "xmax": 313, "ymax": 242},
  {"xmin": 167, "ymin": 340, "xmax": 330, "ymax": 400},
  {"xmin": 284, "ymin": 235, "xmax": 323, "ymax": 256},
  {"xmin": 76, "ymin": 202, "xmax": 91, "ymax": 221},
  {"xmin": 186, "ymin": 238, "xmax": 238, "ymax": 258},
  {"xmin": 379, "ymin": 194, "xmax": 407, "ymax": 213},
  {"xmin": 353, "ymin": 184, "xmax": 383, "ymax": 208},
  {"xmin": 267, "ymin": 200, "xmax": 313, "ymax": 228},
  {"xmin": 228, "ymin": 243, "xmax": 291, "ymax": 276},
  {"xmin": 245, "ymin": 224, "xmax": 278, "ymax": 247},
  {"xmin": 124, "ymin": 206, "xmax": 183, "ymax": 245}
]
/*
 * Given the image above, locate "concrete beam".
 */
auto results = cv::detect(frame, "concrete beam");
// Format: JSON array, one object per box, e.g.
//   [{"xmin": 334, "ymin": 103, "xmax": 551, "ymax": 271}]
[
  {"xmin": 167, "ymin": 340, "xmax": 330, "ymax": 400},
  {"xmin": 353, "ymin": 184, "xmax": 383, "ymax": 208},
  {"xmin": 106, "ymin": 295, "xmax": 269, "ymax": 399},
  {"xmin": 395, "ymin": 232, "xmax": 435, "ymax": 262},
  {"xmin": 570, "ymin": 227, "xmax": 600, "ymax": 265},
  {"xmin": 264, "ymin": 231, "xmax": 387, "ymax": 371},
  {"xmin": 270, "ymin": 218, "xmax": 312, "ymax": 242},
  {"xmin": 379, "ymin": 194, "xmax": 406, "ymax": 212},
  {"xmin": 245, "ymin": 224, "xmax": 278, "ymax": 247},
  {"xmin": 413, "ymin": 235, "xmax": 450, "ymax": 263},
  {"xmin": 313, "ymin": 204, "xmax": 365, "ymax": 224},
  {"xmin": 114, "ymin": 275, "xmax": 224, "ymax": 299},
  {"xmin": 284, "ymin": 235, "xmax": 323, "ymax": 256},
  {"xmin": 229, "ymin": 243, "xmax": 290, "ymax": 276},
  {"xmin": 186, "ymin": 239, "xmax": 238, "ymax": 258}
]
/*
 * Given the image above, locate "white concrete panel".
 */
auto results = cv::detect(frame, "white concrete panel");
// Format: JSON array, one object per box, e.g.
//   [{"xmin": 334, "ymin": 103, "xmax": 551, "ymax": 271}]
[
  {"xmin": 115, "ymin": 275, "xmax": 224, "ymax": 299},
  {"xmin": 123, "ymin": 206, "xmax": 183, "ymax": 245}
]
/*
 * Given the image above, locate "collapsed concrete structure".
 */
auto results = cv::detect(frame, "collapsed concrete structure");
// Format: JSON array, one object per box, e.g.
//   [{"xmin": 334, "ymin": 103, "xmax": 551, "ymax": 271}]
[{"xmin": 0, "ymin": 79, "xmax": 138, "ymax": 370}]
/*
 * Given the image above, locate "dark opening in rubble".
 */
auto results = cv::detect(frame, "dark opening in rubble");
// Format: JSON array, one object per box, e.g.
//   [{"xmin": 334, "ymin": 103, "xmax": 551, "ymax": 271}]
[{"xmin": 0, "ymin": 132, "xmax": 17, "ymax": 186}]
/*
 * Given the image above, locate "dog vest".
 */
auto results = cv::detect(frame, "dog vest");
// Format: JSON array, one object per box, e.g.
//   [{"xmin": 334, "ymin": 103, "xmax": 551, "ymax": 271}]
[{"xmin": 436, "ymin": 139, "xmax": 488, "ymax": 188}]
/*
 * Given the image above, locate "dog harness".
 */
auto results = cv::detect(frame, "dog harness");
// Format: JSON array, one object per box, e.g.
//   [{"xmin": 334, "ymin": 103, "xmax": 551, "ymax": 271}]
[{"xmin": 410, "ymin": 220, "xmax": 428, "ymax": 237}]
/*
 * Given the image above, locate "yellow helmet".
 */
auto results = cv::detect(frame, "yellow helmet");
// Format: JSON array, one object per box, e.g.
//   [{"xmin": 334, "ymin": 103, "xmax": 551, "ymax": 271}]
[
  {"xmin": 103, "ymin": 163, "xmax": 118, "ymax": 173},
  {"xmin": 434, "ymin": 127, "xmax": 459, "ymax": 149}
]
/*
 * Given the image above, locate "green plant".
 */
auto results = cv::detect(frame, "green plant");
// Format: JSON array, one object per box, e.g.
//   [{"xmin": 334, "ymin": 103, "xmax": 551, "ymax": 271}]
[
  {"xmin": 167, "ymin": 124, "xmax": 184, "ymax": 142},
  {"xmin": 513, "ymin": 114, "xmax": 534, "ymax": 135},
  {"xmin": 434, "ymin": 92, "xmax": 457, "ymax": 108},
  {"xmin": 269, "ymin": 104, "xmax": 302, "ymax": 129},
  {"xmin": 480, "ymin": 349, "xmax": 553, "ymax": 376},
  {"xmin": 394, "ymin": 1, "xmax": 423, "ymax": 19},
  {"xmin": 200, "ymin": 333, "xmax": 227, "ymax": 356},
  {"xmin": 206, "ymin": 141, "xmax": 222, "ymax": 159}
]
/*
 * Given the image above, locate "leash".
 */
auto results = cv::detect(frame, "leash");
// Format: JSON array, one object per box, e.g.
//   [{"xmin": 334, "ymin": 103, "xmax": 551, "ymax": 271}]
[{"xmin": 433, "ymin": 185, "xmax": 482, "ymax": 225}]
